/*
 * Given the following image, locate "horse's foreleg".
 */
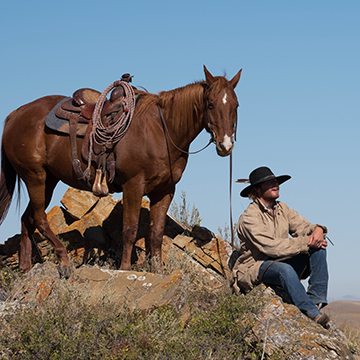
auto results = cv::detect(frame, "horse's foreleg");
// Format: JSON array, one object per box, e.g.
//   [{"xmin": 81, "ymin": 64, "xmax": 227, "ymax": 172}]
[
  {"xmin": 120, "ymin": 184, "xmax": 144, "ymax": 270},
  {"xmin": 148, "ymin": 192, "xmax": 174, "ymax": 271}
]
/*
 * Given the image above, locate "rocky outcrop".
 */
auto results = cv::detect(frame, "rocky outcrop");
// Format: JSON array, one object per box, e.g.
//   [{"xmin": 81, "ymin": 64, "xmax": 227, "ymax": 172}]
[
  {"xmin": 0, "ymin": 187, "xmax": 359, "ymax": 359},
  {"xmin": 1, "ymin": 262, "xmax": 358, "ymax": 359},
  {"xmin": 245, "ymin": 285, "xmax": 357, "ymax": 359},
  {"xmin": 0, "ymin": 187, "xmax": 232, "ymax": 278}
]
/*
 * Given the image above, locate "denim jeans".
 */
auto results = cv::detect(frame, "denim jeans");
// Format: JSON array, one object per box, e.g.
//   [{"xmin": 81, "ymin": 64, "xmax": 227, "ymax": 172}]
[{"xmin": 258, "ymin": 248, "xmax": 328, "ymax": 319}]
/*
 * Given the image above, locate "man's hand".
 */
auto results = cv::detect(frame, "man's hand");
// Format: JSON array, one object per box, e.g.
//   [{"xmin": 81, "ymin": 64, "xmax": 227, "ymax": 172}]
[{"xmin": 308, "ymin": 226, "xmax": 327, "ymax": 249}]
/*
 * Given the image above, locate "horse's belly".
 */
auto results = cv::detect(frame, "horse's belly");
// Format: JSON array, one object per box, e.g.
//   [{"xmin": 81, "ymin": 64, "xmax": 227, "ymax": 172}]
[{"xmin": 45, "ymin": 135, "xmax": 92, "ymax": 191}]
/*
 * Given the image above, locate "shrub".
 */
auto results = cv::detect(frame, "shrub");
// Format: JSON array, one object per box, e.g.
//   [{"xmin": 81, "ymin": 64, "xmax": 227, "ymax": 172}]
[
  {"xmin": 0, "ymin": 269, "xmax": 267, "ymax": 359},
  {"xmin": 170, "ymin": 191, "xmax": 202, "ymax": 228}
]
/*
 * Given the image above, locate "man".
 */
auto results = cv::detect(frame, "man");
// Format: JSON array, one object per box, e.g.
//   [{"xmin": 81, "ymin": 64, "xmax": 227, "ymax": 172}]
[{"xmin": 232, "ymin": 166, "xmax": 330, "ymax": 328}]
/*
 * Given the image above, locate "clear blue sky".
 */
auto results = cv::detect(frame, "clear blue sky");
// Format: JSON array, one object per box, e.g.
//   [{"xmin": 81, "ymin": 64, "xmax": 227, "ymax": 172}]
[{"xmin": 0, "ymin": 1, "xmax": 359, "ymax": 301}]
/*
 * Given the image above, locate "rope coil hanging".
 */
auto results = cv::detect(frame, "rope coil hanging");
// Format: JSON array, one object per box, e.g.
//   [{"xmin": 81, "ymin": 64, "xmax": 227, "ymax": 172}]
[{"xmin": 85, "ymin": 80, "xmax": 136, "ymax": 176}]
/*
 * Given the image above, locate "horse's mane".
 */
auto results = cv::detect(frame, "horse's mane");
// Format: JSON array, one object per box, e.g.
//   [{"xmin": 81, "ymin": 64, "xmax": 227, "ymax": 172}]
[{"xmin": 134, "ymin": 76, "xmax": 229, "ymax": 133}]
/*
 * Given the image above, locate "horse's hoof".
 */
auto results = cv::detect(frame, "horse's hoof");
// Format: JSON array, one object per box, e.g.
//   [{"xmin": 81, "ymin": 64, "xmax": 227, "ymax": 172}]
[{"xmin": 57, "ymin": 264, "xmax": 74, "ymax": 279}]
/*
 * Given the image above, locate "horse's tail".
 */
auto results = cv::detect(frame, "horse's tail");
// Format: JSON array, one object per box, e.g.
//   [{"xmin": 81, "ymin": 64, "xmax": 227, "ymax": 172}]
[{"xmin": 0, "ymin": 115, "xmax": 19, "ymax": 225}]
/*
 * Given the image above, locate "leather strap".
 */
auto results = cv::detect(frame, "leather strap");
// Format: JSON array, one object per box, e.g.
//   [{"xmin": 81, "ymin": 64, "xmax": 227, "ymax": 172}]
[
  {"xmin": 69, "ymin": 113, "xmax": 86, "ymax": 180},
  {"xmin": 157, "ymin": 105, "xmax": 212, "ymax": 155}
]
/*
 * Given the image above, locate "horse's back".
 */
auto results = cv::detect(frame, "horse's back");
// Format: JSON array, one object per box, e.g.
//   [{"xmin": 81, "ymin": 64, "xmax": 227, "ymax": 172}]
[
  {"xmin": 2, "ymin": 95, "xmax": 67, "ymax": 178},
  {"xmin": 6, "ymin": 95, "xmax": 65, "ymax": 121}
]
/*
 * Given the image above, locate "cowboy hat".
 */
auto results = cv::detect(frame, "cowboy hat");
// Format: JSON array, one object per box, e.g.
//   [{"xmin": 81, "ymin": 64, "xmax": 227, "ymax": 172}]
[{"xmin": 237, "ymin": 166, "xmax": 291, "ymax": 198}]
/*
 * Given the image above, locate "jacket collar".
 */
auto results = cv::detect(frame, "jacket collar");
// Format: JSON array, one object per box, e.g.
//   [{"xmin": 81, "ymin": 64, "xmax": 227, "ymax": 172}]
[{"xmin": 254, "ymin": 198, "xmax": 279, "ymax": 213}]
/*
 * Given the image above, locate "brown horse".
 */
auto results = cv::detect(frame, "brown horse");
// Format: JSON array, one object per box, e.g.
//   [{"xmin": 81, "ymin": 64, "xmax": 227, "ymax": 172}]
[{"xmin": 0, "ymin": 66, "xmax": 242, "ymax": 274}]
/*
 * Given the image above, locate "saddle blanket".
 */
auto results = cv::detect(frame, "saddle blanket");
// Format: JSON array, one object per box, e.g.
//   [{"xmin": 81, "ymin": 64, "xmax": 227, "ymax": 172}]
[{"xmin": 45, "ymin": 97, "xmax": 88, "ymax": 137}]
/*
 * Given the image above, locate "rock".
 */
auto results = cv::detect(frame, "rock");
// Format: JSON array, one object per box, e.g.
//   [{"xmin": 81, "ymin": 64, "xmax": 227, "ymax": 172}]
[
  {"xmin": 0, "ymin": 290, "xmax": 8, "ymax": 301},
  {"xmin": 9, "ymin": 262, "xmax": 60, "ymax": 303},
  {"xmin": 244, "ymin": 285, "xmax": 357, "ymax": 359},
  {"xmin": 74, "ymin": 266, "xmax": 186, "ymax": 310},
  {"xmin": 45, "ymin": 206, "xmax": 73, "ymax": 234},
  {"xmin": 0, "ymin": 235, "xmax": 20, "ymax": 267},
  {"xmin": 61, "ymin": 187, "xmax": 99, "ymax": 220},
  {"xmin": 191, "ymin": 224, "xmax": 215, "ymax": 246}
]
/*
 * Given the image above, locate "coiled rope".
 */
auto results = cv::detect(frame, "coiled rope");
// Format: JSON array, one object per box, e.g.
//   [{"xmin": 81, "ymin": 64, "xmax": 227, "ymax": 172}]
[{"xmin": 85, "ymin": 80, "xmax": 135, "ymax": 177}]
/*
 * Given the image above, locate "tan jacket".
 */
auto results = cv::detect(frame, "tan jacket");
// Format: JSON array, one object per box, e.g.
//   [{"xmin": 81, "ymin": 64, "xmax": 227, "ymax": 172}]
[{"xmin": 232, "ymin": 198, "xmax": 327, "ymax": 293}]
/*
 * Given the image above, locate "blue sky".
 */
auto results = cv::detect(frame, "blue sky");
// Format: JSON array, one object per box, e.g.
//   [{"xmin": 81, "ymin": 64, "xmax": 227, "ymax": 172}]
[{"xmin": 0, "ymin": 1, "xmax": 359, "ymax": 301}]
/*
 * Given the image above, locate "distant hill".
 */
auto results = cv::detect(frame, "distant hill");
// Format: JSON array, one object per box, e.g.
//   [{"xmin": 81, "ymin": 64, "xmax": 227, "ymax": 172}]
[{"xmin": 323, "ymin": 301, "xmax": 360, "ymax": 331}]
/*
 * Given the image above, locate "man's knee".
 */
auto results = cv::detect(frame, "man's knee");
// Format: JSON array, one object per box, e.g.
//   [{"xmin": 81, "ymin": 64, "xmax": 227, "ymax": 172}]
[
  {"xmin": 263, "ymin": 261, "xmax": 298, "ymax": 282},
  {"xmin": 276, "ymin": 262, "xmax": 299, "ymax": 279}
]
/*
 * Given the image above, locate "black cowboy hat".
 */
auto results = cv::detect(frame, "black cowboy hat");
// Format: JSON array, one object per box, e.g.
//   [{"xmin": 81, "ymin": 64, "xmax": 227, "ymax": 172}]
[{"xmin": 237, "ymin": 166, "xmax": 291, "ymax": 198}]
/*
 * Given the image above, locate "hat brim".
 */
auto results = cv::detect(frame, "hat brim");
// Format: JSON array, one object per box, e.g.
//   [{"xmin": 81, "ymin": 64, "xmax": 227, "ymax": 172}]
[{"xmin": 240, "ymin": 175, "xmax": 291, "ymax": 198}]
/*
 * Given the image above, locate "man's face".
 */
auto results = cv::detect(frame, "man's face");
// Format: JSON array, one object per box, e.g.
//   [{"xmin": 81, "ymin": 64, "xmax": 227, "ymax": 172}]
[{"xmin": 258, "ymin": 179, "xmax": 280, "ymax": 202}]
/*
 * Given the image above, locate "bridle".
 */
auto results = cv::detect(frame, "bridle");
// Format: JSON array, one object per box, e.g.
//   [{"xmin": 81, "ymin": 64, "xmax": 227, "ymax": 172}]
[{"xmin": 157, "ymin": 84, "xmax": 238, "ymax": 155}]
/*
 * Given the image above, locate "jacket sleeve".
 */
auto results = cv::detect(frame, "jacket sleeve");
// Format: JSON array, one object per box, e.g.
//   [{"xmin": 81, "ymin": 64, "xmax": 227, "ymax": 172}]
[
  {"xmin": 238, "ymin": 211, "xmax": 309, "ymax": 259},
  {"xmin": 284, "ymin": 203, "xmax": 328, "ymax": 237}
]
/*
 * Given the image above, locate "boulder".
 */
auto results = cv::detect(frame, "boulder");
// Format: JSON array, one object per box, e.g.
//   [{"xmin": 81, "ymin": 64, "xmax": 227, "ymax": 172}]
[{"xmin": 244, "ymin": 285, "xmax": 357, "ymax": 359}]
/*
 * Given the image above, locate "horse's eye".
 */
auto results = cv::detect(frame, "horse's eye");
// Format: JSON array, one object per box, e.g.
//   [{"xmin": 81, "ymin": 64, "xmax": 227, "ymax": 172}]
[{"xmin": 208, "ymin": 102, "xmax": 215, "ymax": 110}]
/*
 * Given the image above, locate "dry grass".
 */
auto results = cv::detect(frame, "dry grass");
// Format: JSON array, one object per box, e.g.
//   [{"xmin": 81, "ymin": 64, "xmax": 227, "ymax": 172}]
[
  {"xmin": 336, "ymin": 322, "xmax": 360, "ymax": 354},
  {"xmin": 0, "ymin": 256, "xmax": 267, "ymax": 360}
]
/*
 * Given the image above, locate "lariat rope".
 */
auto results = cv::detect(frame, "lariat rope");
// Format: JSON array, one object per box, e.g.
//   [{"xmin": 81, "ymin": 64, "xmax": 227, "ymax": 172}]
[{"xmin": 85, "ymin": 80, "xmax": 135, "ymax": 176}]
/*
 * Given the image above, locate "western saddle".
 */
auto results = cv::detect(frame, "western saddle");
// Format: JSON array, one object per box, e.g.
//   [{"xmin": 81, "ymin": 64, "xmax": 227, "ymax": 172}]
[{"xmin": 55, "ymin": 74, "xmax": 134, "ymax": 196}]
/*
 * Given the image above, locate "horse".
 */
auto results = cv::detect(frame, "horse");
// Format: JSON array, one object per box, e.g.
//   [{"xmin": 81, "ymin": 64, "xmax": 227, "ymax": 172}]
[{"xmin": 0, "ymin": 65, "xmax": 242, "ymax": 274}]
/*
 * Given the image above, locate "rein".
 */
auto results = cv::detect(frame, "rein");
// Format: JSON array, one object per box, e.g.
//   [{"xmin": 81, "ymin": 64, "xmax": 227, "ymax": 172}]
[
  {"xmin": 157, "ymin": 104, "xmax": 213, "ymax": 155},
  {"xmin": 230, "ymin": 151, "xmax": 235, "ymax": 247}
]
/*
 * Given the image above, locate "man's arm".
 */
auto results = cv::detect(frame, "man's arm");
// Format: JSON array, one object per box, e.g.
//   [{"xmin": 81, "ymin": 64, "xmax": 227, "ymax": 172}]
[{"xmin": 238, "ymin": 213, "xmax": 309, "ymax": 258}]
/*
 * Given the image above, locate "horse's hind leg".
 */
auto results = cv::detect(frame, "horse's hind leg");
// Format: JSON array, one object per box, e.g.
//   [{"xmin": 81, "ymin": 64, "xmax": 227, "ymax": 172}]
[
  {"xmin": 20, "ymin": 174, "xmax": 70, "ymax": 272},
  {"xmin": 20, "ymin": 202, "xmax": 52, "ymax": 272},
  {"xmin": 19, "ymin": 203, "xmax": 37, "ymax": 272}
]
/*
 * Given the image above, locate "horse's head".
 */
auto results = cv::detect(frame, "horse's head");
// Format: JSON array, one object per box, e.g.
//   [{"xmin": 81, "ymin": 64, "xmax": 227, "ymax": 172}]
[{"xmin": 203, "ymin": 65, "xmax": 242, "ymax": 157}]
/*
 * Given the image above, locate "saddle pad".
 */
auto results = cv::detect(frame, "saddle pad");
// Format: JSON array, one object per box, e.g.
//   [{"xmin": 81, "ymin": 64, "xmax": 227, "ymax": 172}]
[{"xmin": 45, "ymin": 97, "xmax": 88, "ymax": 137}]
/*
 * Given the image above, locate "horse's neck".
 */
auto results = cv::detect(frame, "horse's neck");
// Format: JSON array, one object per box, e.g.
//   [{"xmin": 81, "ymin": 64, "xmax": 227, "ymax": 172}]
[{"xmin": 163, "ymin": 85, "xmax": 205, "ymax": 149}]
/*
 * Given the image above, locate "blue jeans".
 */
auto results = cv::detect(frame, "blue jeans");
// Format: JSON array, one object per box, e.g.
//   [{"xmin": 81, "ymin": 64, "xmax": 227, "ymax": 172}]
[{"xmin": 258, "ymin": 248, "xmax": 328, "ymax": 319}]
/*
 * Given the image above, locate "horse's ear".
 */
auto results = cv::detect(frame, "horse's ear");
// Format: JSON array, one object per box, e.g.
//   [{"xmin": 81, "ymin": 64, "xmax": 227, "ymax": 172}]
[
  {"xmin": 204, "ymin": 65, "xmax": 215, "ymax": 85},
  {"xmin": 230, "ymin": 69, "xmax": 242, "ymax": 89}
]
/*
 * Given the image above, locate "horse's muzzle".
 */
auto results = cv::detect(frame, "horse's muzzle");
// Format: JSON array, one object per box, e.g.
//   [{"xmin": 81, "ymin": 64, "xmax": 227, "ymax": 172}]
[{"xmin": 216, "ymin": 139, "xmax": 234, "ymax": 157}]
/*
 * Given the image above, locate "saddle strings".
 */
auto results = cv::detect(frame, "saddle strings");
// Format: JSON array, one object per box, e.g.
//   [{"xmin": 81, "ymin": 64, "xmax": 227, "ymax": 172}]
[{"xmin": 85, "ymin": 80, "xmax": 136, "ymax": 177}]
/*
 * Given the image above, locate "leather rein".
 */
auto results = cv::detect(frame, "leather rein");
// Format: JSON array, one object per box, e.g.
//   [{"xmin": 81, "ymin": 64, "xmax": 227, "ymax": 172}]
[{"xmin": 157, "ymin": 104, "xmax": 213, "ymax": 155}]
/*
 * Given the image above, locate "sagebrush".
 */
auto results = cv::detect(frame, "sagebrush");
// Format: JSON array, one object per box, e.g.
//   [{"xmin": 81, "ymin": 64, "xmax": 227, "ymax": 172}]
[{"xmin": 0, "ymin": 264, "xmax": 267, "ymax": 359}]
